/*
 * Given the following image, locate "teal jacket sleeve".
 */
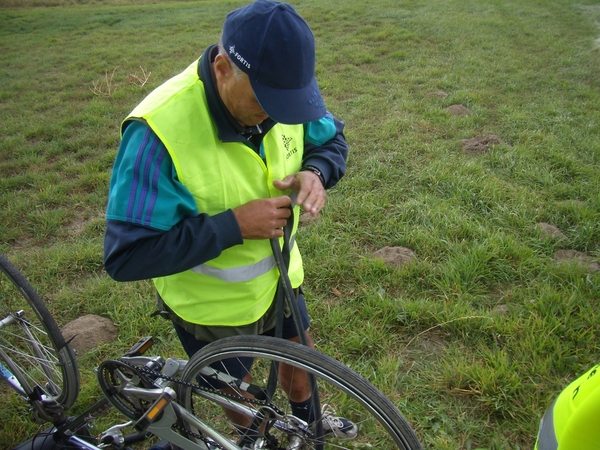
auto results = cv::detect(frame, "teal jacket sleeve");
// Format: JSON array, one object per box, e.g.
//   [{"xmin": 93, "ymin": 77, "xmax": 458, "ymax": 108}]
[{"xmin": 302, "ymin": 111, "xmax": 348, "ymax": 189}]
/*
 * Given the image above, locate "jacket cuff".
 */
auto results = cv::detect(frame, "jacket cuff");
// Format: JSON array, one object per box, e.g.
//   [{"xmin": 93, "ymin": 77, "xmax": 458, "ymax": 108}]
[
  {"xmin": 301, "ymin": 161, "xmax": 330, "ymax": 187},
  {"xmin": 213, "ymin": 209, "xmax": 244, "ymax": 248}
]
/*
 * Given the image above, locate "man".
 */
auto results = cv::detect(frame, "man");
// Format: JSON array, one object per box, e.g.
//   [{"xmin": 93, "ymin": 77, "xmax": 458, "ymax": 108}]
[
  {"xmin": 104, "ymin": 0, "xmax": 353, "ymax": 443},
  {"xmin": 535, "ymin": 364, "xmax": 600, "ymax": 450}
]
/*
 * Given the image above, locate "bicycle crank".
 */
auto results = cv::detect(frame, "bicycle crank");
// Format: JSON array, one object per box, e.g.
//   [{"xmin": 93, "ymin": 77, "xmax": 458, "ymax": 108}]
[{"xmin": 97, "ymin": 360, "xmax": 162, "ymax": 420}]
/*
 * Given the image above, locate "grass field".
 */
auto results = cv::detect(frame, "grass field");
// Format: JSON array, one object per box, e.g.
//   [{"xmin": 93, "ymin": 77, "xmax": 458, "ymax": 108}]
[{"xmin": 1, "ymin": 0, "xmax": 600, "ymax": 448}]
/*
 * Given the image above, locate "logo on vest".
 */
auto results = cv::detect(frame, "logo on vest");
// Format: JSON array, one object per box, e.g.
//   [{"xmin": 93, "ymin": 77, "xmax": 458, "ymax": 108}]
[
  {"xmin": 282, "ymin": 135, "xmax": 297, "ymax": 160},
  {"xmin": 229, "ymin": 45, "xmax": 251, "ymax": 70}
]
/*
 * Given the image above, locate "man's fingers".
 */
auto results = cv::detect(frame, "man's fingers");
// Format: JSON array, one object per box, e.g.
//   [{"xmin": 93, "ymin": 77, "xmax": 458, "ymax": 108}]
[
  {"xmin": 233, "ymin": 197, "xmax": 294, "ymax": 240},
  {"xmin": 273, "ymin": 175, "xmax": 298, "ymax": 191}
]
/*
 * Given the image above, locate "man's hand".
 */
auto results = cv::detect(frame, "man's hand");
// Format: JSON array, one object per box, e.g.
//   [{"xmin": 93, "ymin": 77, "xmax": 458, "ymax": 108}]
[
  {"xmin": 274, "ymin": 171, "xmax": 326, "ymax": 217},
  {"xmin": 233, "ymin": 196, "xmax": 292, "ymax": 239}
]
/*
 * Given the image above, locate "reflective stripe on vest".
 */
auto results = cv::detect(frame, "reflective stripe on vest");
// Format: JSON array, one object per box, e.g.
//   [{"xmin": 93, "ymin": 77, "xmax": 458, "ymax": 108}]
[
  {"xmin": 192, "ymin": 235, "xmax": 297, "ymax": 282},
  {"xmin": 536, "ymin": 399, "xmax": 558, "ymax": 450}
]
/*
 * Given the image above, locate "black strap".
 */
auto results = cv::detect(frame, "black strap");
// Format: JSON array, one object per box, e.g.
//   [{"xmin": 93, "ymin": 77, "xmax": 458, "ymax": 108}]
[{"xmin": 269, "ymin": 202, "xmax": 307, "ymax": 346}]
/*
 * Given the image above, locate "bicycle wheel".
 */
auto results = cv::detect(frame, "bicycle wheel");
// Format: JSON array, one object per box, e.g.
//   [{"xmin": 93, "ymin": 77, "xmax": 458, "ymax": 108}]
[
  {"xmin": 0, "ymin": 253, "xmax": 79, "ymax": 420},
  {"xmin": 177, "ymin": 335, "xmax": 422, "ymax": 450}
]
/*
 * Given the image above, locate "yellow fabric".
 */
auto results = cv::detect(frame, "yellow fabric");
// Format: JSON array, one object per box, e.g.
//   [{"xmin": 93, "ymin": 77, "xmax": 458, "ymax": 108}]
[
  {"xmin": 554, "ymin": 364, "xmax": 600, "ymax": 449},
  {"xmin": 124, "ymin": 59, "xmax": 304, "ymax": 326},
  {"xmin": 535, "ymin": 364, "xmax": 600, "ymax": 450}
]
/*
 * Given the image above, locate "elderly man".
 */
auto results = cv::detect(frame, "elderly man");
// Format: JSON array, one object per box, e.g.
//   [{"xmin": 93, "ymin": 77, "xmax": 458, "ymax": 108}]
[{"xmin": 104, "ymin": 0, "xmax": 353, "ymax": 444}]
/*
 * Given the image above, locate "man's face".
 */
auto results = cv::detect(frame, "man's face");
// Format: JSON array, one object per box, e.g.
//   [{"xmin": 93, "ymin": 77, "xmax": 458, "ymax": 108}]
[{"xmin": 214, "ymin": 54, "xmax": 269, "ymax": 127}]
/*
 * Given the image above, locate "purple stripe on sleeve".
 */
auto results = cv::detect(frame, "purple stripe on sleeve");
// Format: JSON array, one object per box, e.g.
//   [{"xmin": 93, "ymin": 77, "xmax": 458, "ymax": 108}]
[
  {"xmin": 135, "ymin": 135, "xmax": 160, "ymax": 224},
  {"xmin": 126, "ymin": 127, "xmax": 152, "ymax": 222},
  {"xmin": 144, "ymin": 147, "xmax": 167, "ymax": 226}
]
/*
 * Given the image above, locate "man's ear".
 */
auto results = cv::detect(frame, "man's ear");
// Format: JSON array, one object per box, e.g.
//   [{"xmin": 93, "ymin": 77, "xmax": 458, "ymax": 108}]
[{"xmin": 213, "ymin": 53, "xmax": 232, "ymax": 83}]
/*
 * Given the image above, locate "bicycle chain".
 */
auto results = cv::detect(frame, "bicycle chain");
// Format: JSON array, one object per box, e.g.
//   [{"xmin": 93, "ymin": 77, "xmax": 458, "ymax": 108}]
[{"xmin": 122, "ymin": 359, "xmax": 278, "ymax": 408}]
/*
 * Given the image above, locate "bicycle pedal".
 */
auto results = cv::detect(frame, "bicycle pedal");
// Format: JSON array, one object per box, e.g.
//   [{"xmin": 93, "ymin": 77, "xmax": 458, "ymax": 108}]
[
  {"xmin": 124, "ymin": 336, "xmax": 154, "ymax": 357},
  {"xmin": 135, "ymin": 389, "xmax": 174, "ymax": 431}
]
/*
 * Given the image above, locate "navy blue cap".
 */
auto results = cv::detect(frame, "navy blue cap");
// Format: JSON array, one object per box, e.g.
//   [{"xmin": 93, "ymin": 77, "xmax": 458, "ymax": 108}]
[{"xmin": 222, "ymin": 0, "xmax": 326, "ymax": 125}]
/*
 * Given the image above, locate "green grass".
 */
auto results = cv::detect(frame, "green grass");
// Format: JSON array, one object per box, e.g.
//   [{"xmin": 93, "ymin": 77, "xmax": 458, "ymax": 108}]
[{"xmin": 1, "ymin": 0, "xmax": 600, "ymax": 448}]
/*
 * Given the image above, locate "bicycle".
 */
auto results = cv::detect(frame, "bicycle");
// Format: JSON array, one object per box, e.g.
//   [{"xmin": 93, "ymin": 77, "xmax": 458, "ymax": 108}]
[{"xmin": 1, "ymin": 252, "xmax": 423, "ymax": 450}]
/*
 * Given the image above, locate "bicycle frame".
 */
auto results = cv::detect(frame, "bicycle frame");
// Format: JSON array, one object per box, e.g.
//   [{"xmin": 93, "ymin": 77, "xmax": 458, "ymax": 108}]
[
  {"xmin": 103, "ymin": 353, "xmax": 309, "ymax": 450},
  {"xmin": 137, "ymin": 388, "xmax": 241, "ymax": 450}
]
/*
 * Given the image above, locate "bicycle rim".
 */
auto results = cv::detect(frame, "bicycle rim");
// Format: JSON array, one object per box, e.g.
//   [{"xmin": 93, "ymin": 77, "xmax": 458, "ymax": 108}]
[
  {"xmin": 178, "ymin": 335, "xmax": 422, "ymax": 450},
  {"xmin": 0, "ymin": 253, "xmax": 79, "ymax": 416}
]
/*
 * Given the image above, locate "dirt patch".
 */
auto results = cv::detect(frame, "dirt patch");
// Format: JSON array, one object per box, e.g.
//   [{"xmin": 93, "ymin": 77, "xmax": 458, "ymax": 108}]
[
  {"xmin": 536, "ymin": 222, "xmax": 567, "ymax": 240},
  {"xmin": 425, "ymin": 91, "xmax": 448, "ymax": 99},
  {"xmin": 372, "ymin": 246, "xmax": 416, "ymax": 269},
  {"xmin": 411, "ymin": 331, "xmax": 448, "ymax": 353},
  {"xmin": 401, "ymin": 329, "xmax": 449, "ymax": 364},
  {"xmin": 493, "ymin": 304, "xmax": 509, "ymax": 315},
  {"xmin": 460, "ymin": 134, "xmax": 505, "ymax": 155},
  {"xmin": 446, "ymin": 104, "xmax": 471, "ymax": 116},
  {"xmin": 61, "ymin": 314, "xmax": 118, "ymax": 356},
  {"xmin": 299, "ymin": 212, "xmax": 319, "ymax": 225},
  {"xmin": 555, "ymin": 249, "xmax": 600, "ymax": 273}
]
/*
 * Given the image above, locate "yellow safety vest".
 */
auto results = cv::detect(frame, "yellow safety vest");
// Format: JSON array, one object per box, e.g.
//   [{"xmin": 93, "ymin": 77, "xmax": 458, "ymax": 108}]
[
  {"xmin": 123, "ymin": 59, "xmax": 304, "ymax": 327},
  {"xmin": 535, "ymin": 364, "xmax": 600, "ymax": 450}
]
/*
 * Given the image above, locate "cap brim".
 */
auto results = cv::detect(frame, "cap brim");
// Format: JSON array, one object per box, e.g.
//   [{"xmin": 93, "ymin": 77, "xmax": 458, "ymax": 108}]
[{"xmin": 250, "ymin": 76, "xmax": 326, "ymax": 125}]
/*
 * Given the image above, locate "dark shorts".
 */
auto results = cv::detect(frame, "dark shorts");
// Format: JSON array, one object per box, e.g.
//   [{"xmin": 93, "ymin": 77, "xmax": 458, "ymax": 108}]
[{"xmin": 172, "ymin": 293, "xmax": 311, "ymax": 383}]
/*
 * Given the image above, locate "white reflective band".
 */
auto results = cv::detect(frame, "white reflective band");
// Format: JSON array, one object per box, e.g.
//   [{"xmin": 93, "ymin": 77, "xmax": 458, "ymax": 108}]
[
  {"xmin": 191, "ymin": 254, "xmax": 276, "ymax": 282},
  {"xmin": 191, "ymin": 235, "xmax": 296, "ymax": 282}
]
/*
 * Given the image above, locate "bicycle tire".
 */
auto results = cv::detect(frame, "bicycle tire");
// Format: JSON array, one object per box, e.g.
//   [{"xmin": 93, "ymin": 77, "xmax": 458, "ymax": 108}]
[
  {"xmin": 0, "ymin": 253, "xmax": 79, "ymax": 419},
  {"xmin": 177, "ymin": 335, "xmax": 422, "ymax": 450}
]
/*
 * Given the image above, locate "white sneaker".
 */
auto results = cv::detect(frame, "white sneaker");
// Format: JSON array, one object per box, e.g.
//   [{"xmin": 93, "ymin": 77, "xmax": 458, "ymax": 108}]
[{"xmin": 320, "ymin": 404, "xmax": 358, "ymax": 440}]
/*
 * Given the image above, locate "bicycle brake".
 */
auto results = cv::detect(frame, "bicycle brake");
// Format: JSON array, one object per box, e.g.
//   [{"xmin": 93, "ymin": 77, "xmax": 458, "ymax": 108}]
[{"xmin": 98, "ymin": 421, "xmax": 133, "ymax": 449}]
